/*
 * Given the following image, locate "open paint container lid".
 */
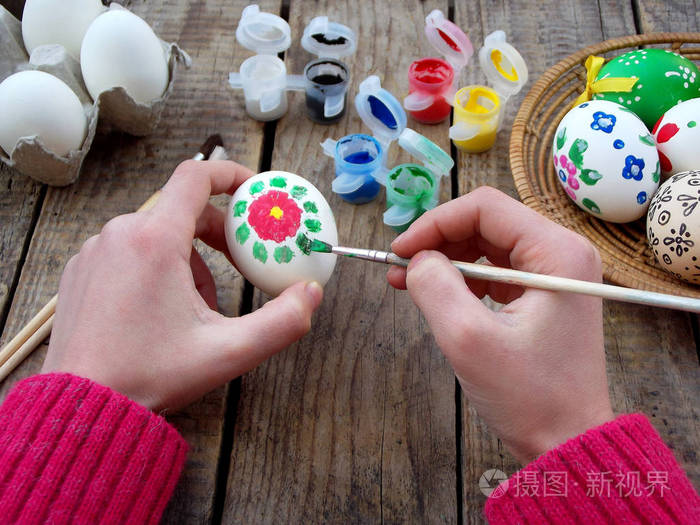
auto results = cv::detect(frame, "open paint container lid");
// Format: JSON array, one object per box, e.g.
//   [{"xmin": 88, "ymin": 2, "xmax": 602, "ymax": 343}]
[
  {"xmin": 354, "ymin": 75, "xmax": 407, "ymax": 149},
  {"xmin": 478, "ymin": 30, "xmax": 527, "ymax": 100},
  {"xmin": 424, "ymin": 9, "xmax": 473, "ymax": 73},
  {"xmin": 301, "ymin": 16, "xmax": 357, "ymax": 59},
  {"xmin": 235, "ymin": 4, "xmax": 292, "ymax": 55},
  {"xmin": 397, "ymin": 128, "xmax": 454, "ymax": 178}
]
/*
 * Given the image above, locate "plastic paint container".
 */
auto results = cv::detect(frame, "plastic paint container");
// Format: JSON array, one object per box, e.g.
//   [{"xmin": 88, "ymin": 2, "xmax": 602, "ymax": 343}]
[
  {"xmin": 383, "ymin": 128, "xmax": 454, "ymax": 231},
  {"xmin": 449, "ymin": 31, "xmax": 528, "ymax": 152},
  {"xmin": 403, "ymin": 10, "xmax": 473, "ymax": 124},
  {"xmin": 300, "ymin": 16, "xmax": 356, "ymax": 124},
  {"xmin": 228, "ymin": 5, "xmax": 297, "ymax": 121},
  {"xmin": 303, "ymin": 59, "xmax": 349, "ymax": 124},
  {"xmin": 321, "ymin": 75, "xmax": 407, "ymax": 203}
]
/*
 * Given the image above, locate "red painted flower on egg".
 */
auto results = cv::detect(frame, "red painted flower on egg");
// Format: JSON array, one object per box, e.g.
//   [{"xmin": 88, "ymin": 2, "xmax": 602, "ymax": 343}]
[{"xmin": 247, "ymin": 190, "xmax": 302, "ymax": 242}]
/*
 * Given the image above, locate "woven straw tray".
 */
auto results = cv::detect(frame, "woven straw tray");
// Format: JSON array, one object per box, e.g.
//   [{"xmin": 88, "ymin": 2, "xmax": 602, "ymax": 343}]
[{"xmin": 510, "ymin": 33, "xmax": 700, "ymax": 298}]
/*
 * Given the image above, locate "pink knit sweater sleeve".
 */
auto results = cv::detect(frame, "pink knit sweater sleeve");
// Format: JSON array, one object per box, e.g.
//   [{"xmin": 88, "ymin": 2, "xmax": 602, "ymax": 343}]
[
  {"xmin": 0, "ymin": 373, "xmax": 187, "ymax": 525},
  {"xmin": 485, "ymin": 414, "xmax": 700, "ymax": 523}
]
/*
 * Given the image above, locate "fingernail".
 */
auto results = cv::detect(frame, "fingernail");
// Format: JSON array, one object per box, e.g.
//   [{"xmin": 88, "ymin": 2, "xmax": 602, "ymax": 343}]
[
  {"xmin": 392, "ymin": 232, "xmax": 406, "ymax": 247},
  {"xmin": 305, "ymin": 281, "xmax": 323, "ymax": 309}
]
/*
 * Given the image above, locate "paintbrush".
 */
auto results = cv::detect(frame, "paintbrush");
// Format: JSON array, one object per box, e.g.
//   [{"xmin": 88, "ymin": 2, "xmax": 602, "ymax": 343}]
[
  {"xmin": 0, "ymin": 135, "xmax": 228, "ymax": 383},
  {"xmin": 307, "ymin": 239, "xmax": 700, "ymax": 314}
]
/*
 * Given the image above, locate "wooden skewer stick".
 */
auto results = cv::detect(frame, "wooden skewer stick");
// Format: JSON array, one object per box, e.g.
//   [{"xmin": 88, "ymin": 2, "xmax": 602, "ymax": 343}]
[{"xmin": 0, "ymin": 314, "xmax": 55, "ymax": 383}]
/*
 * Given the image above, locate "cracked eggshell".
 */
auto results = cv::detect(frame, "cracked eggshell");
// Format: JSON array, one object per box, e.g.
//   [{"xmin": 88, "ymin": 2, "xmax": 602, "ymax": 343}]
[
  {"xmin": 647, "ymin": 170, "xmax": 700, "ymax": 284},
  {"xmin": 22, "ymin": 0, "xmax": 106, "ymax": 60},
  {"xmin": 225, "ymin": 171, "xmax": 338, "ymax": 296},
  {"xmin": 81, "ymin": 9, "xmax": 169, "ymax": 105},
  {"xmin": 652, "ymin": 97, "xmax": 700, "ymax": 177},
  {"xmin": 552, "ymin": 100, "xmax": 660, "ymax": 223}
]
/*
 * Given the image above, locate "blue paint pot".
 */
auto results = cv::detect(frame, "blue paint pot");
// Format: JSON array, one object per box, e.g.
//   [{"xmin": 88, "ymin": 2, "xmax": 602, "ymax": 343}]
[{"xmin": 321, "ymin": 76, "xmax": 408, "ymax": 204}]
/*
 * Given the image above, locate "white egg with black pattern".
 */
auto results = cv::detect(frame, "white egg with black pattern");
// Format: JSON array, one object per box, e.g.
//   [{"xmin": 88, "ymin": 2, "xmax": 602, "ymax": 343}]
[
  {"xmin": 552, "ymin": 100, "xmax": 660, "ymax": 223},
  {"xmin": 225, "ymin": 171, "xmax": 338, "ymax": 296},
  {"xmin": 646, "ymin": 170, "xmax": 700, "ymax": 284}
]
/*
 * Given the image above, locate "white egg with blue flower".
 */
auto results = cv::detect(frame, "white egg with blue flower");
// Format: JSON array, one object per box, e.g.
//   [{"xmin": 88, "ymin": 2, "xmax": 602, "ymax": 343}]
[{"xmin": 552, "ymin": 99, "xmax": 660, "ymax": 223}]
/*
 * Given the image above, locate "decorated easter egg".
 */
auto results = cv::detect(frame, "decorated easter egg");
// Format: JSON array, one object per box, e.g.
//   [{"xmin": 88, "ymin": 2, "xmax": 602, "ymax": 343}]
[
  {"xmin": 552, "ymin": 100, "xmax": 660, "ymax": 223},
  {"xmin": 225, "ymin": 171, "xmax": 338, "ymax": 296},
  {"xmin": 592, "ymin": 49, "xmax": 700, "ymax": 130},
  {"xmin": 646, "ymin": 170, "xmax": 700, "ymax": 284},
  {"xmin": 652, "ymin": 97, "xmax": 700, "ymax": 176}
]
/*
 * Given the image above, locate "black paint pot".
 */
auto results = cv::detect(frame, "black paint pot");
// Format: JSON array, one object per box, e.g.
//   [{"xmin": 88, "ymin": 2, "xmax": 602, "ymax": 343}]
[{"xmin": 303, "ymin": 58, "xmax": 349, "ymax": 124}]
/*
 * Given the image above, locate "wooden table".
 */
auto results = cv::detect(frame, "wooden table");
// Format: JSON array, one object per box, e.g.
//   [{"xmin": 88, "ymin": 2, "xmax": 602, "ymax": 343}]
[{"xmin": 1, "ymin": 1, "xmax": 698, "ymax": 523}]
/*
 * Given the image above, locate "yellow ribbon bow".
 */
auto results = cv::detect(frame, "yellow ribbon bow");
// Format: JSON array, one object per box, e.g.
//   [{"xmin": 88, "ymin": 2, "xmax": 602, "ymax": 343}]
[{"xmin": 573, "ymin": 55, "xmax": 638, "ymax": 107}]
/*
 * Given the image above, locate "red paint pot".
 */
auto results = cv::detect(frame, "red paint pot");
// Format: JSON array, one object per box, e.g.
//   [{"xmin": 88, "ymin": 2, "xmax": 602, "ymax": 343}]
[{"xmin": 406, "ymin": 58, "xmax": 454, "ymax": 124}]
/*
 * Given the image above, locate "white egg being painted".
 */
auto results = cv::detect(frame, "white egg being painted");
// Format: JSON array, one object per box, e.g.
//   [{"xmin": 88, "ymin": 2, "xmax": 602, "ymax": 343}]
[
  {"xmin": 653, "ymin": 97, "xmax": 700, "ymax": 177},
  {"xmin": 647, "ymin": 170, "xmax": 700, "ymax": 284},
  {"xmin": 22, "ymin": 0, "xmax": 106, "ymax": 60},
  {"xmin": 552, "ymin": 100, "xmax": 660, "ymax": 223},
  {"xmin": 225, "ymin": 171, "xmax": 338, "ymax": 296},
  {"xmin": 80, "ymin": 9, "xmax": 169, "ymax": 104},
  {"xmin": 0, "ymin": 71, "xmax": 87, "ymax": 157}
]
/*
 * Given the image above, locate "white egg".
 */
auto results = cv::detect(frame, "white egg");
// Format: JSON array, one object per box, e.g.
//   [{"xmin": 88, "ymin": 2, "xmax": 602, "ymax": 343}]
[
  {"xmin": 22, "ymin": 0, "xmax": 106, "ymax": 60},
  {"xmin": 552, "ymin": 100, "xmax": 660, "ymax": 223},
  {"xmin": 80, "ymin": 9, "xmax": 169, "ymax": 105},
  {"xmin": 647, "ymin": 170, "xmax": 700, "ymax": 284},
  {"xmin": 652, "ymin": 98, "xmax": 700, "ymax": 177},
  {"xmin": 0, "ymin": 71, "xmax": 87, "ymax": 157},
  {"xmin": 225, "ymin": 171, "xmax": 338, "ymax": 296}
]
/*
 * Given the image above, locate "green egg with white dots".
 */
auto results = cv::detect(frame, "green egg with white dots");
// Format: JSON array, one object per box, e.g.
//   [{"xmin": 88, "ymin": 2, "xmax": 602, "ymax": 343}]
[{"xmin": 592, "ymin": 49, "xmax": 700, "ymax": 130}]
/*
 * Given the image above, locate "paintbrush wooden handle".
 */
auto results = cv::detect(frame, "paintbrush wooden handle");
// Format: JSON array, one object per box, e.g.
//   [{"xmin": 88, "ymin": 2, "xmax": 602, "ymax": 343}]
[{"xmin": 384, "ymin": 253, "xmax": 700, "ymax": 314}]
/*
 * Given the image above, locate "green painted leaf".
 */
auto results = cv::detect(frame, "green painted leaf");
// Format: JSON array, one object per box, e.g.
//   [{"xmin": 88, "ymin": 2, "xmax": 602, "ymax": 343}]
[
  {"xmin": 233, "ymin": 200, "xmax": 247, "ymax": 217},
  {"xmin": 638, "ymin": 133, "xmax": 655, "ymax": 147},
  {"xmin": 253, "ymin": 241, "xmax": 268, "ymax": 263},
  {"xmin": 580, "ymin": 169, "xmax": 602, "ymax": 186},
  {"xmin": 582, "ymin": 198, "xmax": 601, "ymax": 214},
  {"xmin": 273, "ymin": 245, "xmax": 294, "ymax": 264},
  {"xmin": 652, "ymin": 160, "xmax": 660, "ymax": 183},
  {"xmin": 556, "ymin": 127, "xmax": 567, "ymax": 151},
  {"xmin": 250, "ymin": 181, "xmax": 265, "ymax": 195},
  {"xmin": 270, "ymin": 176, "xmax": 287, "ymax": 188},
  {"xmin": 568, "ymin": 138, "xmax": 588, "ymax": 169},
  {"xmin": 305, "ymin": 219, "xmax": 322, "ymax": 232},
  {"xmin": 303, "ymin": 201, "xmax": 318, "ymax": 213},
  {"xmin": 235, "ymin": 223, "xmax": 250, "ymax": 245},
  {"xmin": 291, "ymin": 185, "xmax": 307, "ymax": 199},
  {"xmin": 296, "ymin": 232, "xmax": 311, "ymax": 255}
]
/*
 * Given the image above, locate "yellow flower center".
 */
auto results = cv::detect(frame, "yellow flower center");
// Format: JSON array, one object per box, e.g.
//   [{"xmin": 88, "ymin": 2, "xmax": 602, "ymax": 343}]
[{"xmin": 269, "ymin": 206, "xmax": 284, "ymax": 220}]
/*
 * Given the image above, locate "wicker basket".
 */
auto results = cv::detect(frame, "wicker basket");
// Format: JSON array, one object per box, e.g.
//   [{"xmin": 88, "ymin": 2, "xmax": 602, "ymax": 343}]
[{"xmin": 510, "ymin": 33, "xmax": 700, "ymax": 298}]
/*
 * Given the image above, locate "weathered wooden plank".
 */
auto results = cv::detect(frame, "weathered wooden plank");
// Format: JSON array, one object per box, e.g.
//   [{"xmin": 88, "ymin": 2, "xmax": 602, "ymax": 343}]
[
  {"xmin": 0, "ymin": 0, "xmax": 274, "ymax": 522},
  {"xmin": 455, "ymin": 1, "xmax": 699, "ymax": 522},
  {"xmin": 223, "ymin": 1, "xmax": 457, "ymax": 522},
  {"xmin": 636, "ymin": 0, "xmax": 700, "ymax": 33}
]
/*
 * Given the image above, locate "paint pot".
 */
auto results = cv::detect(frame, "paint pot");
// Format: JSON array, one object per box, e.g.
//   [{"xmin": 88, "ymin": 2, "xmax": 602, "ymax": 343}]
[
  {"xmin": 384, "ymin": 128, "xmax": 453, "ymax": 232},
  {"xmin": 450, "ymin": 85, "xmax": 501, "ymax": 153},
  {"xmin": 300, "ymin": 17, "xmax": 356, "ymax": 124},
  {"xmin": 403, "ymin": 9, "xmax": 473, "ymax": 124},
  {"xmin": 324, "ymin": 134, "xmax": 382, "ymax": 203},
  {"xmin": 228, "ymin": 4, "xmax": 297, "ymax": 121},
  {"xmin": 303, "ymin": 59, "xmax": 349, "ymax": 124},
  {"xmin": 229, "ymin": 55, "xmax": 290, "ymax": 121},
  {"xmin": 450, "ymin": 31, "xmax": 527, "ymax": 152},
  {"xmin": 321, "ymin": 75, "xmax": 407, "ymax": 203}
]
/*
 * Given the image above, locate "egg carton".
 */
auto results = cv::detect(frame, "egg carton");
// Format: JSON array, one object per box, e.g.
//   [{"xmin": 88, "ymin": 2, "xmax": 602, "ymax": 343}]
[{"xmin": 0, "ymin": 4, "xmax": 190, "ymax": 186}]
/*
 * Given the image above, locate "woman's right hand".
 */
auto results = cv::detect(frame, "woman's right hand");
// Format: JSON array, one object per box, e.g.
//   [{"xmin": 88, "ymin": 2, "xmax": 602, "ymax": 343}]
[{"xmin": 387, "ymin": 187, "xmax": 614, "ymax": 463}]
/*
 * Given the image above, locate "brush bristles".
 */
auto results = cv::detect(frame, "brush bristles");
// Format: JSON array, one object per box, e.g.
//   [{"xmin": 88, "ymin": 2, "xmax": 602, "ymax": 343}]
[{"xmin": 198, "ymin": 134, "xmax": 224, "ymax": 160}]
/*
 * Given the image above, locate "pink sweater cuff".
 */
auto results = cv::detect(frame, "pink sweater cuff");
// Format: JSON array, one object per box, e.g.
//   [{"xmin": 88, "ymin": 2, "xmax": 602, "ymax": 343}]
[
  {"xmin": 0, "ymin": 373, "xmax": 187, "ymax": 524},
  {"xmin": 485, "ymin": 413, "xmax": 700, "ymax": 524}
]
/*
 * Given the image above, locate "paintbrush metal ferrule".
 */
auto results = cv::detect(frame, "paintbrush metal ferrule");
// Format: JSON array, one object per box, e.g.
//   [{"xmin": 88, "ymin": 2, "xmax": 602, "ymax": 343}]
[{"xmin": 331, "ymin": 246, "xmax": 411, "ymax": 266}]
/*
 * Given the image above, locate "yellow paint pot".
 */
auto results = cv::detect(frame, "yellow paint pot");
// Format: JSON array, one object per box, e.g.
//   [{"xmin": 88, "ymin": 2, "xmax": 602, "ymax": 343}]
[{"xmin": 450, "ymin": 85, "xmax": 501, "ymax": 153}]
